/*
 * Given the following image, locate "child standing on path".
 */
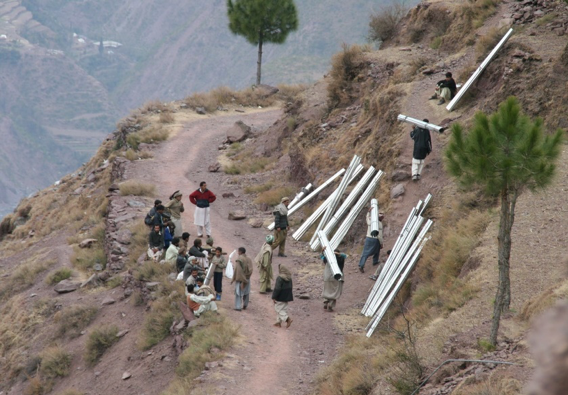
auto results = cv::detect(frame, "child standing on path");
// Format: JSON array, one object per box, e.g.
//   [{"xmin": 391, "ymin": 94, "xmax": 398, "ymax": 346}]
[{"xmin": 272, "ymin": 264, "xmax": 294, "ymax": 328}]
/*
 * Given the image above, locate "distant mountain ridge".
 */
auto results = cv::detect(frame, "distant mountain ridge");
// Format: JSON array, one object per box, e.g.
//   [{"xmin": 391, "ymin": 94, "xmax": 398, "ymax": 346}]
[{"xmin": 0, "ymin": 0, "xmax": 396, "ymax": 216}]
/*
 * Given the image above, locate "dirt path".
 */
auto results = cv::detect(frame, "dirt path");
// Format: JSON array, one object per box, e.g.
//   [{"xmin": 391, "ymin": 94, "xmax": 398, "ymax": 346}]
[{"xmin": 127, "ymin": 108, "xmax": 358, "ymax": 395}]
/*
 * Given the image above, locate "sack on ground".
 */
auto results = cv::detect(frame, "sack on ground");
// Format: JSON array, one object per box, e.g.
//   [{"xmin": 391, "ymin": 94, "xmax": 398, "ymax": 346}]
[{"xmin": 225, "ymin": 250, "xmax": 236, "ymax": 279}]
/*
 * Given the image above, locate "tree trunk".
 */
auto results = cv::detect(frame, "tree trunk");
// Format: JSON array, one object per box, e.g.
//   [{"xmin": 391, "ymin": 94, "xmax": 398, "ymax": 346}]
[
  {"xmin": 490, "ymin": 187, "xmax": 517, "ymax": 345},
  {"xmin": 256, "ymin": 30, "xmax": 263, "ymax": 86}
]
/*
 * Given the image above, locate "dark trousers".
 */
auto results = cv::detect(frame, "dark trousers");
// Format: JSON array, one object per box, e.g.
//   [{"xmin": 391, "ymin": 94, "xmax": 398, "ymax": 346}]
[
  {"xmin": 358, "ymin": 237, "xmax": 381, "ymax": 269},
  {"xmin": 213, "ymin": 272, "xmax": 223, "ymax": 294}
]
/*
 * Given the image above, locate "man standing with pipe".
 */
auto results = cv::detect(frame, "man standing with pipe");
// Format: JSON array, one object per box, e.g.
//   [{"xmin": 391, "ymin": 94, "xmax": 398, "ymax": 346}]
[
  {"xmin": 272, "ymin": 197, "xmax": 290, "ymax": 257},
  {"xmin": 358, "ymin": 210, "xmax": 384, "ymax": 273},
  {"xmin": 321, "ymin": 247, "xmax": 346, "ymax": 312},
  {"xmin": 410, "ymin": 120, "xmax": 432, "ymax": 181}
]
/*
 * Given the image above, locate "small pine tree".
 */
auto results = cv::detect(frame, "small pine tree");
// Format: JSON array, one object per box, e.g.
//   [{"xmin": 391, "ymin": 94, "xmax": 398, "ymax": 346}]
[
  {"xmin": 227, "ymin": 0, "xmax": 299, "ymax": 85},
  {"xmin": 445, "ymin": 96, "xmax": 563, "ymax": 345}
]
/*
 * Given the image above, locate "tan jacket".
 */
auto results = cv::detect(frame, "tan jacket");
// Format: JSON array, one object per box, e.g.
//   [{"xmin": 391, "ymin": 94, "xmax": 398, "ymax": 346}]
[{"xmin": 164, "ymin": 198, "xmax": 184, "ymax": 219}]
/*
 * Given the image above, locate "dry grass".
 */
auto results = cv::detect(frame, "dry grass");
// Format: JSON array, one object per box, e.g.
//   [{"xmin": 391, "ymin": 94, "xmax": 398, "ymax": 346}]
[
  {"xmin": 119, "ymin": 180, "xmax": 156, "ymax": 196},
  {"xmin": 127, "ymin": 124, "xmax": 169, "ymax": 150},
  {"xmin": 244, "ymin": 182, "xmax": 273, "ymax": 194},
  {"xmin": 368, "ymin": 2, "xmax": 409, "ymax": 43},
  {"xmin": 55, "ymin": 305, "xmax": 98, "ymax": 339},
  {"xmin": 71, "ymin": 245, "xmax": 106, "ymax": 271},
  {"xmin": 223, "ymin": 143, "xmax": 274, "ymax": 175},
  {"xmin": 84, "ymin": 325, "xmax": 119, "ymax": 366},
  {"xmin": 24, "ymin": 376, "xmax": 44, "ymax": 395},
  {"xmin": 0, "ymin": 257, "xmax": 55, "ymax": 302},
  {"xmin": 327, "ymin": 44, "xmax": 369, "ymax": 108},
  {"xmin": 519, "ymin": 279, "xmax": 568, "ymax": 322},
  {"xmin": 39, "ymin": 345, "xmax": 72, "ymax": 379},
  {"xmin": 162, "ymin": 314, "xmax": 239, "ymax": 394},
  {"xmin": 56, "ymin": 390, "xmax": 85, "ymax": 395},
  {"xmin": 475, "ymin": 27, "xmax": 506, "ymax": 61},
  {"xmin": 45, "ymin": 268, "xmax": 73, "ymax": 285},
  {"xmin": 254, "ymin": 186, "xmax": 296, "ymax": 206},
  {"xmin": 455, "ymin": 376, "xmax": 522, "ymax": 395},
  {"xmin": 124, "ymin": 221, "xmax": 150, "ymax": 267},
  {"xmin": 159, "ymin": 112, "xmax": 175, "ymax": 124},
  {"xmin": 140, "ymin": 99, "xmax": 171, "ymax": 114},
  {"xmin": 125, "ymin": 149, "xmax": 153, "ymax": 161}
]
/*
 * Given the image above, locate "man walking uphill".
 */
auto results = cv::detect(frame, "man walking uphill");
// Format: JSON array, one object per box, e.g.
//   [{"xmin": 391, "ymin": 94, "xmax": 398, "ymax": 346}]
[
  {"xmin": 410, "ymin": 120, "xmax": 432, "ymax": 181},
  {"xmin": 189, "ymin": 181, "xmax": 216, "ymax": 238},
  {"xmin": 272, "ymin": 197, "xmax": 290, "ymax": 257},
  {"xmin": 358, "ymin": 209, "xmax": 384, "ymax": 273},
  {"xmin": 256, "ymin": 235, "xmax": 274, "ymax": 294}
]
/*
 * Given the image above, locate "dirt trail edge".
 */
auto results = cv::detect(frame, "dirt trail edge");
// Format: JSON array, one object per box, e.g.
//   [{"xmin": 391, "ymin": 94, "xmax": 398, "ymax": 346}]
[{"xmin": 127, "ymin": 109, "xmax": 351, "ymax": 395}]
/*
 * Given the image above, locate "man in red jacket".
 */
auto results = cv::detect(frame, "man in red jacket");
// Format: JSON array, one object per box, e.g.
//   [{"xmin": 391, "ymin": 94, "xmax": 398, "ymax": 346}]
[{"xmin": 189, "ymin": 181, "xmax": 216, "ymax": 238}]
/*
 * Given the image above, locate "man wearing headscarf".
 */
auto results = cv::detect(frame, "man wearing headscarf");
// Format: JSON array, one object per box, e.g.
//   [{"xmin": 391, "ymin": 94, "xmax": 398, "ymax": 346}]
[
  {"xmin": 272, "ymin": 197, "xmax": 290, "ymax": 257},
  {"xmin": 256, "ymin": 235, "xmax": 274, "ymax": 294},
  {"xmin": 231, "ymin": 247, "xmax": 253, "ymax": 311},
  {"xmin": 165, "ymin": 190, "xmax": 184, "ymax": 237},
  {"xmin": 272, "ymin": 264, "xmax": 293, "ymax": 328},
  {"xmin": 321, "ymin": 247, "xmax": 347, "ymax": 312}
]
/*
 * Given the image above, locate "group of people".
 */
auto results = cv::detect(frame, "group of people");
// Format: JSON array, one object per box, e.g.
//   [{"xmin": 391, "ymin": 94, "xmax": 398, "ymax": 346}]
[{"xmin": 142, "ymin": 174, "xmax": 391, "ymax": 327}]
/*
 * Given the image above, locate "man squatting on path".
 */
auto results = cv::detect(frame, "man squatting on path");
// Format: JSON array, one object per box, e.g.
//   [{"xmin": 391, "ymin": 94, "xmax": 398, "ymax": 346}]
[
  {"xmin": 272, "ymin": 264, "xmax": 293, "ymax": 328},
  {"xmin": 410, "ymin": 120, "xmax": 432, "ymax": 181},
  {"xmin": 272, "ymin": 196, "xmax": 290, "ymax": 257},
  {"xmin": 232, "ymin": 247, "xmax": 254, "ymax": 311},
  {"xmin": 257, "ymin": 235, "xmax": 274, "ymax": 294},
  {"xmin": 189, "ymin": 181, "xmax": 216, "ymax": 238},
  {"xmin": 321, "ymin": 247, "xmax": 347, "ymax": 312},
  {"xmin": 430, "ymin": 71, "xmax": 457, "ymax": 105},
  {"xmin": 358, "ymin": 209, "xmax": 384, "ymax": 273}
]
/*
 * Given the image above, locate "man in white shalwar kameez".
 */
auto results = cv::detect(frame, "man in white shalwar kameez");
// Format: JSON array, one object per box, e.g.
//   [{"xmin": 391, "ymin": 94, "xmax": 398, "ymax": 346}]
[{"xmin": 189, "ymin": 181, "xmax": 217, "ymax": 238}]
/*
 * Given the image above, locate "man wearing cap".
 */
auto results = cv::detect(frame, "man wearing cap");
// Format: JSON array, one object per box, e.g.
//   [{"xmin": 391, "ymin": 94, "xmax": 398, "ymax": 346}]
[
  {"xmin": 256, "ymin": 235, "xmax": 274, "ymax": 294},
  {"xmin": 410, "ymin": 120, "xmax": 432, "ymax": 181},
  {"xmin": 189, "ymin": 181, "xmax": 216, "ymax": 238},
  {"xmin": 358, "ymin": 209, "xmax": 384, "ymax": 273},
  {"xmin": 272, "ymin": 197, "xmax": 290, "ymax": 257},
  {"xmin": 165, "ymin": 191, "xmax": 184, "ymax": 237}
]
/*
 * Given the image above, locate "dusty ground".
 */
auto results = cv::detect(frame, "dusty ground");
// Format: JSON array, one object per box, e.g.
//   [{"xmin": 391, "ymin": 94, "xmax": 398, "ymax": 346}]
[{"xmin": 125, "ymin": 108, "xmax": 377, "ymax": 395}]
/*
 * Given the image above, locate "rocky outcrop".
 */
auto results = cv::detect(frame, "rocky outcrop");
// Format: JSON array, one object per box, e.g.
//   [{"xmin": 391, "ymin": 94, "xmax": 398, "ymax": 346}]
[
  {"xmin": 225, "ymin": 121, "xmax": 251, "ymax": 143},
  {"xmin": 54, "ymin": 279, "xmax": 81, "ymax": 293}
]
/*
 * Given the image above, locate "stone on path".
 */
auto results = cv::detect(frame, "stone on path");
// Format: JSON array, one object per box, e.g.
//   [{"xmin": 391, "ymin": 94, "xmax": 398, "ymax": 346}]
[
  {"xmin": 122, "ymin": 372, "xmax": 131, "ymax": 380},
  {"xmin": 54, "ymin": 279, "xmax": 81, "ymax": 294},
  {"xmin": 228, "ymin": 210, "xmax": 247, "ymax": 220},
  {"xmin": 101, "ymin": 296, "xmax": 116, "ymax": 306},
  {"xmin": 391, "ymin": 184, "xmax": 405, "ymax": 199},
  {"xmin": 79, "ymin": 238, "xmax": 98, "ymax": 248},
  {"xmin": 226, "ymin": 121, "xmax": 251, "ymax": 143}
]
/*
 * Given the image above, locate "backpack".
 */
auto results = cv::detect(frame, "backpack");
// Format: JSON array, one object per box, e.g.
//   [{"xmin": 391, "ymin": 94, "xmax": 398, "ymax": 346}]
[{"xmin": 144, "ymin": 212, "xmax": 154, "ymax": 226}]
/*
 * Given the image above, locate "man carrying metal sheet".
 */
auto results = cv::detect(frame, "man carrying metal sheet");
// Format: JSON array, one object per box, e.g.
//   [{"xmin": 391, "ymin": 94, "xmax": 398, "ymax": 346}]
[
  {"xmin": 358, "ymin": 209, "xmax": 384, "ymax": 273},
  {"xmin": 410, "ymin": 121, "xmax": 432, "ymax": 181},
  {"xmin": 321, "ymin": 247, "xmax": 346, "ymax": 312},
  {"xmin": 272, "ymin": 197, "xmax": 290, "ymax": 257}
]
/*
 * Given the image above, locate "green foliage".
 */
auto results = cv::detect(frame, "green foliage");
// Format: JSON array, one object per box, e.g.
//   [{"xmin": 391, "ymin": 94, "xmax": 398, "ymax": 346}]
[
  {"xmin": 445, "ymin": 97, "xmax": 563, "ymax": 197},
  {"xmin": 430, "ymin": 37, "xmax": 442, "ymax": 49},
  {"xmin": 477, "ymin": 338, "xmax": 496, "ymax": 352},
  {"xmin": 227, "ymin": 0, "xmax": 299, "ymax": 46},
  {"xmin": 45, "ymin": 268, "xmax": 73, "ymax": 285},
  {"xmin": 84, "ymin": 325, "xmax": 119, "ymax": 365}
]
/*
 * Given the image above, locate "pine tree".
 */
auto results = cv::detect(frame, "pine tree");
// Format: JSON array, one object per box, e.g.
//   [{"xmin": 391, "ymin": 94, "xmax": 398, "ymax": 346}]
[
  {"xmin": 227, "ymin": 0, "xmax": 299, "ymax": 85},
  {"xmin": 445, "ymin": 96, "xmax": 563, "ymax": 345}
]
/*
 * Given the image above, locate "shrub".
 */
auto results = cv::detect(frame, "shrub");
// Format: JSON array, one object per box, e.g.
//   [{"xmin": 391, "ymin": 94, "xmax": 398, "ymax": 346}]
[
  {"xmin": 368, "ymin": 2, "xmax": 408, "ymax": 43},
  {"xmin": 24, "ymin": 376, "xmax": 44, "ymax": 395},
  {"xmin": 254, "ymin": 186, "xmax": 296, "ymax": 206},
  {"xmin": 138, "ymin": 298, "xmax": 176, "ymax": 350},
  {"xmin": 127, "ymin": 125, "xmax": 169, "ymax": 150},
  {"xmin": 71, "ymin": 245, "xmax": 106, "ymax": 271},
  {"xmin": 430, "ymin": 36, "xmax": 442, "ymax": 49},
  {"xmin": 159, "ymin": 112, "xmax": 175, "ymax": 124},
  {"xmin": 55, "ymin": 305, "xmax": 98, "ymax": 338},
  {"xmin": 327, "ymin": 44, "xmax": 368, "ymax": 107},
  {"xmin": 125, "ymin": 149, "xmax": 153, "ymax": 161},
  {"xmin": 119, "ymin": 180, "xmax": 156, "ymax": 196},
  {"xmin": 0, "ymin": 258, "xmax": 53, "ymax": 301},
  {"xmin": 45, "ymin": 268, "xmax": 73, "ymax": 285},
  {"xmin": 84, "ymin": 325, "xmax": 119, "ymax": 366},
  {"xmin": 39, "ymin": 346, "xmax": 71, "ymax": 379}
]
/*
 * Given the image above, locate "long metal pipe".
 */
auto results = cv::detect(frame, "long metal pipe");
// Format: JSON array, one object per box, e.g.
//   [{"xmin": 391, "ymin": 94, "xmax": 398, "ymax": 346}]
[
  {"xmin": 366, "ymin": 221, "xmax": 432, "ymax": 336},
  {"xmin": 204, "ymin": 262, "xmax": 215, "ymax": 285},
  {"xmin": 363, "ymin": 215, "xmax": 425, "ymax": 316},
  {"xmin": 288, "ymin": 183, "xmax": 313, "ymax": 210},
  {"xmin": 365, "ymin": 220, "xmax": 432, "ymax": 319},
  {"xmin": 370, "ymin": 199, "xmax": 379, "ymax": 235},
  {"xmin": 329, "ymin": 171, "xmax": 384, "ymax": 250},
  {"xmin": 310, "ymin": 166, "xmax": 376, "ymax": 250},
  {"xmin": 317, "ymin": 231, "xmax": 343, "ymax": 280},
  {"xmin": 446, "ymin": 28, "xmax": 513, "ymax": 111},
  {"xmin": 267, "ymin": 168, "xmax": 346, "ymax": 230},
  {"xmin": 309, "ymin": 155, "xmax": 361, "ymax": 247},
  {"xmin": 419, "ymin": 193, "xmax": 433, "ymax": 217},
  {"xmin": 292, "ymin": 165, "xmax": 364, "ymax": 240},
  {"xmin": 361, "ymin": 207, "xmax": 418, "ymax": 314},
  {"xmin": 397, "ymin": 114, "xmax": 446, "ymax": 133}
]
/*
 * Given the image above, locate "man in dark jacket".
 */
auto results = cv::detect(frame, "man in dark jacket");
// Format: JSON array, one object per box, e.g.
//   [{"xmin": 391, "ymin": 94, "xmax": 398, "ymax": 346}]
[
  {"xmin": 147, "ymin": 224, "xmax": 164, "ymax": 262},
  {"xmin": 272, "ymin": 264, "xmax": 293, "ymax": 328},
  {"xmin": 144, "ymin": 199, "xmax": 162, "ymax": 226},
  {"xmin": 189, "ymin": 181, "xmax": 216, "ymax": 238},
  {"xmin": 410, "ymin": 120, "xmax": 432, "ymax": 181},
  {"xmin": 430, "ymin": 72, "xmax": 457, "ymax": 105},
  {"xmin": 272, "ymin": 197, "xmax": 290, "ymax": 257}
]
